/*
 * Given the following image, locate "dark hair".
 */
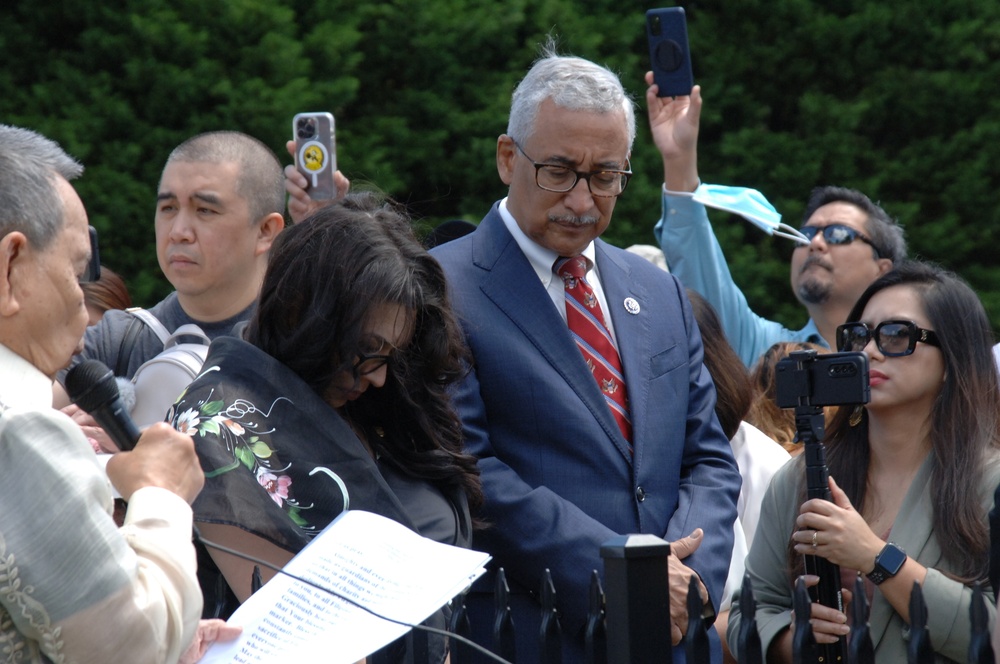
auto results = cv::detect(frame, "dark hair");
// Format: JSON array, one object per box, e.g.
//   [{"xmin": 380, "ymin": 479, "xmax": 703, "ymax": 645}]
[
  {"xmin": 802, "ymin": 186, "xmax": 906, "ymax": 263},
  {"xmin": 82, "ymin": 265, "xmax": 132, "ymax": 317},
  {"xmin": 746, "ymin": 341, "xmax": 833, "ymax": 452},
  {"xmin": 165, "ymin": 131, "xmax": 284, "ymax": 225},
  {"xmin": 797, "ymin": 261, "xmax": 1000, "ymax": 582},
  {"xmin": 687, "ymin": 290, "xmax": 752, "ymax": 440},
  {"xmin": 247, "ymin": 192, "xmax": 482, "ymax": 509}
]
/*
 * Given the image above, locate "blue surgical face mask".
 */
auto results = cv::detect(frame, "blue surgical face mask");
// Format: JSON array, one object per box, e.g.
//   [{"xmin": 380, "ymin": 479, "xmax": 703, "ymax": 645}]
[
  {"xmin": 692, "ymin": 184, "xmax": 781, "ymax": 233},
  {"xmin": 690, "ymin": 183, "xmax": 809, "ymax": 245}
]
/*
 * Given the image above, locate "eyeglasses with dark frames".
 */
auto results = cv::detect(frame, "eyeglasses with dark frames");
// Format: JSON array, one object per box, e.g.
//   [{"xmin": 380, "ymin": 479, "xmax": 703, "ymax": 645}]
[
  {"xmin": 511, "ymin": 139, "xmax": 631, "ymax": 198},
  {"xmin": 353, "ymin": 352, "xmax": 392, "ymax": 377},
  {"xmin": 836, "ymin": 319, "xmax": 941, "ymax": 357},
  {"xmin": 798, "ymin": 223, "xmax": 883, "ymax": 258}
]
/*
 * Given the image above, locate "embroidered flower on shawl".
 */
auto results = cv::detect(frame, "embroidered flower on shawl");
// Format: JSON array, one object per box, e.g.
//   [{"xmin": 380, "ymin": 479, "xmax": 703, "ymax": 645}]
[
  {"xmin": 212, "ymin": 415, "xmax": 245, "ymax": 436},
  {"xmin": 175, "ymin": 409, "xmax": 201, "ymax": 435},
  {"xmin": 171, "ymin": 386, "xmax": 316, "ymax": 534},
  {"xmin": 257, "ymin": 469, "xmax": 292, "ymax": 506}
]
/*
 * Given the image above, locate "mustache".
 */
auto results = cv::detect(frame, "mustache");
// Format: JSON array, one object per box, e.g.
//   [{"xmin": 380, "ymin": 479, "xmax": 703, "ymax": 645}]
[
  {"xmin": 800, "ymin": 255, "xmax": 832, "ymax": 273},
  {"xmin": 549, "ymin": 214, "xmax": 599, "ymax": 227}
]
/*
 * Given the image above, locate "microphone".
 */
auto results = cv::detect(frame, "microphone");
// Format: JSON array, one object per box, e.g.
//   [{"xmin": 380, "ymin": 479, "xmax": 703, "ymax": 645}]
[{"xmin": 65, "ymin": 359, "xmax": 141, "ymax": 451}]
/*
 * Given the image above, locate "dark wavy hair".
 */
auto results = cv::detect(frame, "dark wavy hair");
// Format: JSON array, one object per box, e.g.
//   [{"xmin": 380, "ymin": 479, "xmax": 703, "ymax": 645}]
[
  {"xmin": 687, "ymin": 290, "xmax": 752, "ymax": 440},
  {"xmin": 246, "ymin": 192, "xmax": 482, "ymax": 510},
  {"xmin": 790, "ymin": 260, "xmax": 1000, "ymax": 583}
]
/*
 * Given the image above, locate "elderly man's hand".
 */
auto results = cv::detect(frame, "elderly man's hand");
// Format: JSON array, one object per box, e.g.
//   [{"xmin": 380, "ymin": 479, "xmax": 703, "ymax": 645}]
[
  {"xmin": 668, "ymin": 528, "xmax": 709, "ymax": 645},
  {"xmin": 105, "ymin": 422, "xmax": 204, "ymax": 503},
  {"xmin": 179, "ymin": 620, "xmax": 243, "ymax": 664}
]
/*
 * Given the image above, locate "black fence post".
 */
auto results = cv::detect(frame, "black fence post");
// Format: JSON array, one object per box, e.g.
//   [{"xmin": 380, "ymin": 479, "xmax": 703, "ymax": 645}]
[
  {"xmin": 791, "ymin": 576, "xmax": 819, "ymax": 664},
  {"xmin": 968, "ymin": 581, "xmax": 994, "ymax": 664},
  {"xmin": 448, "ymin": 590, "xmax": 472, "ymax": 664},
  {"xmin": 847, "ymin": 574, "xmax": 874, "ymax": 664},
  {"xmin": 736, "ymin": 573, "xmax": 763, "ymax": 664},
  {"xmin": 250, "ymin": 564, "xmax": 263, "ymax": 595},
  {"xmin": 600, "ymin": 533, "xmax": 672, "ymax": 664},
  {"xmin": 907, "ymin": 581, "xmax": 934, "ymax": 664},
  {"xmin": 404, "ymin": 621, "xmax": 430, "ymax": 664},
  {"xmin": 539, "ymin": 569, "xmax": 562, "ymax": 664},
  {"xmin": 683, "ymin": 575, "xmax": 710, "ymax": 662},
  {"xmin": 584, "ymin": 571, "xmax": 607, "ymax": 664},
  {"xmin": 493, "ymin": 568, "xmax": 517, "ymax": 663}
]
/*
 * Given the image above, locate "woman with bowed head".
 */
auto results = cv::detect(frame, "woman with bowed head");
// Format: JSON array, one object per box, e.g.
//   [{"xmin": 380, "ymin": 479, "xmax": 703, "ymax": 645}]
[
  {"xmin": 728, "ymin": 260, "xmax": 1000, "ymax": 662},
  {"xmin": 170, "ymin": 192, "xmax": 482, "ymax": 663}
]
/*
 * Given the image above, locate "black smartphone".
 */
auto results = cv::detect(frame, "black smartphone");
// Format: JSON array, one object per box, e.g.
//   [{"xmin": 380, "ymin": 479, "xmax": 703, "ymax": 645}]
[
  {"xmin": 646, "ymin": 7, "xmax": 694, "ymax": 98},
  {"xmin": 775, "ymin": 350, "xmax": 870, "ymax": 408},
  {"xmin": 293, "ymin": 112, "xmax": 338, "ymax": 200},
  {"xmin": 82, "ymin": 225, "xmax": 101, "ymax": 283}
]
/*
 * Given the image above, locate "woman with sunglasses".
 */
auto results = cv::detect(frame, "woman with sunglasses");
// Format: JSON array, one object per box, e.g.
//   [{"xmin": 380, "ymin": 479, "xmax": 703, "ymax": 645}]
[
  {"xmin": 728, "ymin": 260, "xmax": 1000, "ymax": 662},
  {"xmin": 168, "ymin": 193, "xmax": 482, "ymax": 662}
]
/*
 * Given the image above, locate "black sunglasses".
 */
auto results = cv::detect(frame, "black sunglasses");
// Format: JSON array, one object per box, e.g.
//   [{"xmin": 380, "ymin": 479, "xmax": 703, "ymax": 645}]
[
  {"xmin": 798, "ymin": 223, "xmax": 882, "ymax": 258},
  {"xmin": 836, "ymin": 320, "xmax": 941, "ymax": 357}
]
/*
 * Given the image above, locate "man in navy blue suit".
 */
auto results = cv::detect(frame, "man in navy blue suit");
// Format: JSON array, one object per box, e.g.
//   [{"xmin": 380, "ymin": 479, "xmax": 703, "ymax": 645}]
[{"xmin": 431, "ymin": 46, "xmax": 741, "ymax": 663}]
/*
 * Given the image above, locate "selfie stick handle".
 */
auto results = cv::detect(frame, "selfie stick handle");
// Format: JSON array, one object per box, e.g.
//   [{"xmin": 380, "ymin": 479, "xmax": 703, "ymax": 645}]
[{"xmin": 796, "ymin": 404, "xmax": 846, "ymax": 663}]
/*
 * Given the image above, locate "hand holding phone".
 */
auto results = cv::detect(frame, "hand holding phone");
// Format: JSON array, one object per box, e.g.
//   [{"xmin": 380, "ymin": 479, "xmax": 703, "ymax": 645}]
[
  {"xmin": 293, "ymin": 112, "xmax": 337, "ymax": 200},
  {"xmin": 646, "ymin": 7, "xmax": 694, "ymax": 98}
]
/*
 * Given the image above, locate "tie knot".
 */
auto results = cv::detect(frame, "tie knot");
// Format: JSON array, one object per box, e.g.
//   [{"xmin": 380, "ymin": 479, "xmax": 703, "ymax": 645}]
[{"xmin": 556, "ymin": 255, "xmax": 592, "ymax": 280}]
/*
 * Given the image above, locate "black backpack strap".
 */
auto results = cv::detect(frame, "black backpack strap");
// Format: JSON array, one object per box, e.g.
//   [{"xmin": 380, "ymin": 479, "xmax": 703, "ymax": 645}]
[{"xmin": 114, "ymin": 313, "xmax": 146, "ymax": 376}]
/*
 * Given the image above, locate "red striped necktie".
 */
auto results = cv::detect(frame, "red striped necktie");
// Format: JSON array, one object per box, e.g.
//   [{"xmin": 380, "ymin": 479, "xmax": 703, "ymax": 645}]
[{"xmin": 556, "ymin": 256, "xmax": 632, "ymax": 443}]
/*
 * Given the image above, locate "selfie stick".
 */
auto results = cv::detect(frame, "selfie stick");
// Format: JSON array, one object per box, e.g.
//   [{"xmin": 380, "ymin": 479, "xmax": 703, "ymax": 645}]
[{"xmin": 790, "ymin": 354, "xmax": 847, "ymax": 664}]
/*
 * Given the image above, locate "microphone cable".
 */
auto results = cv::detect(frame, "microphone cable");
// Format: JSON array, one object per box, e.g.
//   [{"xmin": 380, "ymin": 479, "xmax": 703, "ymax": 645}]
[{"xmin": 195, "ymin": 527, "xmax": 512, "ymax": 664}]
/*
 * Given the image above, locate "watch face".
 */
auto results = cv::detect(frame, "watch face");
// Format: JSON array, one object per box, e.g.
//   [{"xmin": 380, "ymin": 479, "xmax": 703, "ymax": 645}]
[{"xmin": 878, "ymin": 543, "xmax": 907, "ymax": 576}]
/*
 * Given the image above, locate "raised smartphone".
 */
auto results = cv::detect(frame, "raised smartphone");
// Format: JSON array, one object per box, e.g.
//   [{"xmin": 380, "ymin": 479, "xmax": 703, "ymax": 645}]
[
  {"xmin": 646, "ymin": 7, "xmax": 694, "ymax": 97},
  {"xmin": 293, "ymin": 112, "xmax": 337, "ymax": 200}
]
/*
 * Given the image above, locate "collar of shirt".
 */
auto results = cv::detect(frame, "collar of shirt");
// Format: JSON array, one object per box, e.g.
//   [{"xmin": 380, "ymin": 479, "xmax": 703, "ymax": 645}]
[
  {"xmin": 0, "ymin": 343, "xmax": 58, "ymax": 411},
  {"xmin": 497, "ymin": 198, "xmax": 617, "ymax": 343},
  {"xmin": 800, "ymin": 318, "xmax": 828, "ymax": 348}
]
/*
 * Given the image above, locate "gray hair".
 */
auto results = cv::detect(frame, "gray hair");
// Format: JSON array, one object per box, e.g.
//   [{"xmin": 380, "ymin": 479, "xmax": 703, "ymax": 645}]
[
  {"xmin": 0, "ymin": 125, "xmax": 83, "ymax": 250},
  {"xmin": 165, "ymin": 131, "xmax": 284, "ymax": 225},
  {"xmin": 507, "ymin": 43, "xmax": 636, "ymax": 149}
]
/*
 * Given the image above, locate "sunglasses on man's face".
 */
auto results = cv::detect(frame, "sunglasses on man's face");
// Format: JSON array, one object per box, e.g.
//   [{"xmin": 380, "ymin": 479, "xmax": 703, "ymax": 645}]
[
  {"xmin": 836, "ymin": 319, "xmax": 940, "ymax": 357},
  {"xmin": 798, "ymin": 223, "xmax": 882, "ymax": 257}
]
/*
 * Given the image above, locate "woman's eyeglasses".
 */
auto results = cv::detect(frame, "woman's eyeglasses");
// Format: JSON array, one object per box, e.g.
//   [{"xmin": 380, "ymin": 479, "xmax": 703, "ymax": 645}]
[
  {"xmin": 353, "ymin": 352, "xmax": 392, "ymax": 376},
  {"xmin": 798, "ymin": 223, "xmax": 883, "ymax": 258},
  {"xmin": 836, "ymin": 319, "xmax": 940, "ymax": 357}
]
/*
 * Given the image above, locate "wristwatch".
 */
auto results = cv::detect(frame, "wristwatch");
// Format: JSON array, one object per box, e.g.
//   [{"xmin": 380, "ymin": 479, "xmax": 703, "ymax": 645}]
[{"xmin": 867, "ymin": 542, "xmax": 907, "ymax": 585}]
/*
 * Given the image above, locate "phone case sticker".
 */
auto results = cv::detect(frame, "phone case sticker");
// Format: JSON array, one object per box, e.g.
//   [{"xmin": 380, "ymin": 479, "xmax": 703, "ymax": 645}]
[{"xmin": 298, "ymin": 140, "xmax": 331, "ymax": 188}]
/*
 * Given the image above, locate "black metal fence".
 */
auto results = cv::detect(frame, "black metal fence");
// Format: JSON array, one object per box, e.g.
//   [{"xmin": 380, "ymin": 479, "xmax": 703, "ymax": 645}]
[{"xmin": 357, "ymin": 532, "xmax": 997, "ymax": 664}]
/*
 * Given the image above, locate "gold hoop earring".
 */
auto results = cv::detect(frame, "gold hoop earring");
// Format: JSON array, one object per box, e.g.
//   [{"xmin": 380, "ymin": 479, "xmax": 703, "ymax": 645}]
[{"xmin": 849, "ymin": 405, "xmax": 864, "ymax": 427}]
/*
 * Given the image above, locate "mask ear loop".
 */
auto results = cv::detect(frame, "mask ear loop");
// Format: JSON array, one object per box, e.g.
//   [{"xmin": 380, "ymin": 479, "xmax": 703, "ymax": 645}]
[{"xmin": 773, "ymin": 225, "xmax": 810, "ymax": 245}]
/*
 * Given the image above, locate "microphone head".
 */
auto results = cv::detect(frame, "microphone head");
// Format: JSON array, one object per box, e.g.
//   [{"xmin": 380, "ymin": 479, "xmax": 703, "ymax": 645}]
[{"xmin": 65, "ymin": 359, "xmax": 119, "ymax": 413}]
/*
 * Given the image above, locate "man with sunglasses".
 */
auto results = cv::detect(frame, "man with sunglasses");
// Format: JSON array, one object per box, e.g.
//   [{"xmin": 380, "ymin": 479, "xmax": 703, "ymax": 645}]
[
  {"xmin": 432, "ymin": 48, "xmax": 740, "ymax": 663},
  {"xmin": 647, "ymin": 79, "xmax": 906, "ymax": 367}
]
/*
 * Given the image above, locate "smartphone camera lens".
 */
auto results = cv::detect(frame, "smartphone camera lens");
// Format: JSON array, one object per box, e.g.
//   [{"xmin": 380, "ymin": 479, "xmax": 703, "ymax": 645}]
[{"xmin": 296, "ymin": 118, "xmax": 317, "ymax": 140}]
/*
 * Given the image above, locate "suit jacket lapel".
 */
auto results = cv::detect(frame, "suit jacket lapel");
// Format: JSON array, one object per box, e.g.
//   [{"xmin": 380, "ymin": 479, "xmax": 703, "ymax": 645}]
[
  {"xmin": 595, "ymin": 242, "xmax": 652, "ymax": 455},
  {"xmin": 867, "ymin": 453, "xmax": 935, "ymax": 647},
  {"xmin": 472, "ymin": 210, "xmax": 632, "ymax": 461}
]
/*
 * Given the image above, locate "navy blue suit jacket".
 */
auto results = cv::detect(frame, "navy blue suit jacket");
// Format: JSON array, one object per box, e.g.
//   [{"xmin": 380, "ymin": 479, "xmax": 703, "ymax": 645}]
[{"xmin": 432, "ymin": 205, "xmax": 740, "ymax": 661}]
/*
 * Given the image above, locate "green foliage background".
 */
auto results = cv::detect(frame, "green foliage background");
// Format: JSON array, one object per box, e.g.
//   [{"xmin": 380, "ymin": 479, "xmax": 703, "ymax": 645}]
[{"xmin": 3, "ymin": 0, "xmax": 999, "ymax": 331}]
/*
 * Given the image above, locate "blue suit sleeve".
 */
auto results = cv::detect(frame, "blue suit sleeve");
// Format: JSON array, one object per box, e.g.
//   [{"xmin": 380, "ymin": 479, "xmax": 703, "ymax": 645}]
[
  {"xmin": 452, "ymin": 360, "xmax": 620, "ymax": 632},
  {"xmin": 660, "ymin": 282, "xmax": 742, "ymax": 615}
]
